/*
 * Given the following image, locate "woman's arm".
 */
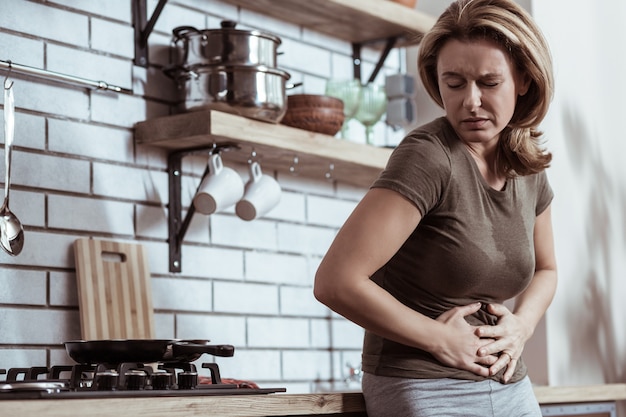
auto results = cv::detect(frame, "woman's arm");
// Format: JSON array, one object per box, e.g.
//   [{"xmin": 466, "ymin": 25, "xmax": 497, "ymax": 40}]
[
  {"xmin": 477, "ymin": 205, "xmax": 558, "ymax": 382},
  {"xmin": 314, "ymin": 187, "xmax": 494, "ymax": 377}
]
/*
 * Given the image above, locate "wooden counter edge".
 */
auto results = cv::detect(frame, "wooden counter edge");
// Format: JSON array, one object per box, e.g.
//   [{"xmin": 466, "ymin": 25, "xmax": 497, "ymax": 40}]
[
  {"xmin": 4, "ymin": 386, "xmax": 626, "ymax": 417},
  {"xmin": 533, "ymin": 383, "xmax": 626, "ymax": 404},
  {"xmin": 310, "ymin": 385, "xmax": 626, "ymax": 407},
  {"xmin": 0, "ymin": 392, "xmax": 367, "ymax": 417}
]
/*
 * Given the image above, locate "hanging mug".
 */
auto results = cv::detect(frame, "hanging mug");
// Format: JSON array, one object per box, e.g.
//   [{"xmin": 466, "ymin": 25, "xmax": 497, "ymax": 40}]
[
  {"xmin": 235, "ymin": 161, "xmax": 281, "ymax": 221},
  {"xmin": 193, "ymin": 153, "xmax": 244, "ymax": 215}
]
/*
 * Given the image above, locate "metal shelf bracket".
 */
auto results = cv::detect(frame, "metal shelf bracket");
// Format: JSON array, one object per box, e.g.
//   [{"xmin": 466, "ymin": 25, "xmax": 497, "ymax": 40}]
[
  {"xmin": 132, "ymin": 0, "xmax": 169, "ymax": 67},
  {"xmin": 167, "ymin": 143, "xmax": 239, "ymax": 273},
  {"xmin": 352, "ymin": 37, "xmax": 398, "ymax": 84}
]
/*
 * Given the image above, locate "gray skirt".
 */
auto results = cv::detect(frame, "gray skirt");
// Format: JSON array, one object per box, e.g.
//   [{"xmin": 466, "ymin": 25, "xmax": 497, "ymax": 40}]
[{"xmin": 362, "ymin": 373, "xmax": 542, "ymax": 417}]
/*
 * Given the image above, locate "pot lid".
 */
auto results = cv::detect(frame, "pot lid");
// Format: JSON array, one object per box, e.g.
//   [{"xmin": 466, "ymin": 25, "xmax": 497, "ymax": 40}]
[{"xmin": 172, "ymin": 21, "xmax": 282, "ymax": 44}]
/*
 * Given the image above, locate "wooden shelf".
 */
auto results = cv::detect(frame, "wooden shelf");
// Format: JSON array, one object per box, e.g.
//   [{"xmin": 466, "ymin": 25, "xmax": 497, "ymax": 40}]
[
  {"xmin": 218, "ymin": 0, "xmax": 436, "ymax": 47},
  {"xmin": 134, "ymin": 110, "xmax": 392, "ymax": 188}
]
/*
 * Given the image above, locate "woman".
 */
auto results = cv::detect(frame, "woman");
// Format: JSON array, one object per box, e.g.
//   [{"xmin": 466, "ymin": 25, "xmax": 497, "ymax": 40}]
[{"xmin": 313, "ymin": 0, "xmax": 557, "ymax": 415}]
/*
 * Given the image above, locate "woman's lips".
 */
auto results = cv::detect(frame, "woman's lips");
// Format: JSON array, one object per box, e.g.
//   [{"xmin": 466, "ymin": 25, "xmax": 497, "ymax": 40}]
[{"xmin": 462, "ymin": 118, "xmax": 488, "ymax": 129}]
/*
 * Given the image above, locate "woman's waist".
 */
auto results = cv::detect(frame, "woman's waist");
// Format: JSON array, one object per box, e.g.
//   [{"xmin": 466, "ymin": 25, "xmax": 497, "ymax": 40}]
[{"xmin": 361, "ymin": 347, "xmax": 527, "ymax": 383}]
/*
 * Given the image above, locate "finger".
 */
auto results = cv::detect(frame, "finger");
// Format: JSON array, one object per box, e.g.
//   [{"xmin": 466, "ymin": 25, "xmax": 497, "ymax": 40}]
[
  {"xmin": 489, "ymin": 352, "xmax": 516, "ymax": 379},
  {"xmin": 475, "ymin": 354, "xmax": 498, "ymax": 367},
  {"xmin": 476, "ymin": 320, "xmax": 511, "ymax": 339},
  {"xmin": 502, "ymin": 356, "xmax": 518, "ymax": 383},
  {"xmin": 437, "ymin": 302, "xmax": 482, "ymax": 321},
  {"xmin": 465, "ymin": 363, "xmax": 491, "ymax": 378},
  {"xmin": 476, "ymin": 339, "xmax": 500, "ymax": 357},
  {"xmin": 455, "ymin": 302, "xmax": 483, "ymax": 316},
  {"xmin": 485, "ymin": 303, "xmax": 510, "ymax": 317},
  {"xmin": 475, "ymin": 325, "xmax": 495, "ymax": 339}
]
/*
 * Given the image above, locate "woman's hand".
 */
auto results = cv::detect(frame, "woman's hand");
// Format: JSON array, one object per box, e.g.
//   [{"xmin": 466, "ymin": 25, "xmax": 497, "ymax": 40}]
[
  {"xmin": 475, "ymin": 303, "xmax": 533, "ymax": 383},
  {"xmin": 432, "ymin": 302, "xmax": 498, "ymax": 378}
]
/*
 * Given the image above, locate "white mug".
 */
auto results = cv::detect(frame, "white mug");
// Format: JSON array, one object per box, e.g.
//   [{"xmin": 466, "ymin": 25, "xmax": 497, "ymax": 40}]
[
  {"xmin": 193, "ymin": 153, "xmax": 244, "ymax": 215},
  {"xmin": 236, "ymin": 162, "xmax": 281, "ymax": 221}
]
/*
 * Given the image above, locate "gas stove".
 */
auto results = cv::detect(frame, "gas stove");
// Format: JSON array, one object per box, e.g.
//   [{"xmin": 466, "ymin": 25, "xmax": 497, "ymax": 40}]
[{"xmin": 0, "ymin": 361, "xmax": 285, "ymax": 400}]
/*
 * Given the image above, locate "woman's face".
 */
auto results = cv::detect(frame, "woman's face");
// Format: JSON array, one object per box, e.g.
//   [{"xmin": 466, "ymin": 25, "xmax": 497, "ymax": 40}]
[{"xmin": 436, "ymin": 38, "xmax": 529, "ymax": 147}]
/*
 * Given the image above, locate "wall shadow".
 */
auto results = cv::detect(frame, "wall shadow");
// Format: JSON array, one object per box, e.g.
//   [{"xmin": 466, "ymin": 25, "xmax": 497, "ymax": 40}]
[{"xmin": 560, "ymin": 104, "xmax": 626, "ymax": 413}]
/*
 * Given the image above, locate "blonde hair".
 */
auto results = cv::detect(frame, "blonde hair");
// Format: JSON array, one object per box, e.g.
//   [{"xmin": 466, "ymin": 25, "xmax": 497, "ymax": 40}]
[{"xmin": 418, "ymin": 0, "xmax": 554, "ymax": 177}]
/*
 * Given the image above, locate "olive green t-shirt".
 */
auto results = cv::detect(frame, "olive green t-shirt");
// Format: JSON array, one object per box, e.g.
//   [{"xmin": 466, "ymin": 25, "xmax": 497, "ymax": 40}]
[{"xmin": 362, "ymin": 117, "xmax": 553, "ymax": 383}]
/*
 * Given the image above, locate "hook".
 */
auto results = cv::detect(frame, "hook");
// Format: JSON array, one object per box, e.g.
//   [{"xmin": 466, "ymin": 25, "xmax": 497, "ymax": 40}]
[{"xmin": 4, "ymin": 60, "xmax": 13, "ymax": 90}]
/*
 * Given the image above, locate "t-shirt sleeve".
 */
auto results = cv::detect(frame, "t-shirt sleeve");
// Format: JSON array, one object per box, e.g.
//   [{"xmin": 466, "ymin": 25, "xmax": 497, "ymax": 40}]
[
  {"xmin": 535, "ymin": 170, "xmax": 554, "ymax": 215},
  {"xmin": 371, "ymin": 133, "xmax": 451, "ymax": 217}
]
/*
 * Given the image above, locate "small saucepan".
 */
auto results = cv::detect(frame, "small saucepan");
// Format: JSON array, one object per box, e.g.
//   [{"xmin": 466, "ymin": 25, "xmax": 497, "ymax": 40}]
[{"xmin": 64, "ymin": 339, "xmax": 235, "ymax": 364}]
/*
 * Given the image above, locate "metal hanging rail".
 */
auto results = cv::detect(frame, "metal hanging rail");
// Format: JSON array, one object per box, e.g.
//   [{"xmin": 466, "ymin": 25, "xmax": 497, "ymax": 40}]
[{"xmin": 0, "ymin": 59, "xmax": 133, "ymax": 95}]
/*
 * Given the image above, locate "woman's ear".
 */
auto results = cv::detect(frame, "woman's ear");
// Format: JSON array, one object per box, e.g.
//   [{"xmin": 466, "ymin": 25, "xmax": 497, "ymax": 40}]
[{"xmin": 518, "ymin": 74, "xmax": 531, "ymax": 96}]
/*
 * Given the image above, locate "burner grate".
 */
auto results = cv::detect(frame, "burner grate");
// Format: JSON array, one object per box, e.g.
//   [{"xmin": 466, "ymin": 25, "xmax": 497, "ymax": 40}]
[{"xmin": 0, "ymin": 362, "xmax": 286, "ymax": 399}]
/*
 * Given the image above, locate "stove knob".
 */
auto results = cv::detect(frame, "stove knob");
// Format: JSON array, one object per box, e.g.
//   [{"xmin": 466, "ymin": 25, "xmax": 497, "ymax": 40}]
[
  {"xmin": 151, "ymin": 372, "xmax": 172, "ymax": 390},
  {"xmin": 96, "ymin": 370, "xmax": 119, "ymax": 391},
  {"xmin": 124, "ymin": 369, "xmax": 147, "ymax": 390},
  {"xmin": 177, "ymin": 371, "xmax": 198, "ymax": 390}
]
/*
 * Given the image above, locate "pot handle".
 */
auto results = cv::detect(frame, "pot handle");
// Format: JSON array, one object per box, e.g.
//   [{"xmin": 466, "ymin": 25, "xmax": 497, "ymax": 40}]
[
  {"xmin": 286, "ymin": 82, "xmax": 304, "ymax": 90},
  {"xmin": 172, "ymin": 342, "xmax": 235, "ymax": 358},
  {"xmin": 172, "ymin": 25, "xmax": 203, "ymax": 40}
]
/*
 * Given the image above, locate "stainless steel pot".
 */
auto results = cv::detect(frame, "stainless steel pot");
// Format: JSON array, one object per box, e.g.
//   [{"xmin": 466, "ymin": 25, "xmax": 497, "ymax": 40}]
[
  {"xmin": 171, "ymin": 64, "xmax": 291, "ymax": 123},
  {"xmin": 172, "ymin": 21, "xmax": 281, "ymax": 68}
]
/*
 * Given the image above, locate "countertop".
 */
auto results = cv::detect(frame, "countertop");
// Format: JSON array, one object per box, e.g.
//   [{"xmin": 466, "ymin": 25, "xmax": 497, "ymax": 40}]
[{"xmin": 2, "ymin": 384, "xmax": 626, "ymax": 417}]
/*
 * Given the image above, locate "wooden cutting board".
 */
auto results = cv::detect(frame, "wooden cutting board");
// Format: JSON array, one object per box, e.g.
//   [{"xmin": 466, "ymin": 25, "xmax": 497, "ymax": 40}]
[{"xmin": 73, "ymin": 238, "xmax": 155, "ymax": 340}]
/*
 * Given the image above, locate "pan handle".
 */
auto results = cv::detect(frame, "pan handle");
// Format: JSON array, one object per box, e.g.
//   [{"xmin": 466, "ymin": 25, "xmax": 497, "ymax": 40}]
[{"xmin": 171, "ymin": 342, "xmax": 235, "ymax": 359}]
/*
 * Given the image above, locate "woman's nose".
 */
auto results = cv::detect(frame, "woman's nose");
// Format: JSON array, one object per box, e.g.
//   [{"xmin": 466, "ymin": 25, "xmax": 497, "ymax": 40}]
[{"xmin": 463, "ymin": 84, "xmax": 481, "ymax": 111}]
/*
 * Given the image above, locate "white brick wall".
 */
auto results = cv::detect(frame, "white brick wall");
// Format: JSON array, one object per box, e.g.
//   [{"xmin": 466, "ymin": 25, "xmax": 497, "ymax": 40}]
[{"xmin": 0, "ymin": 0, "xmax": 404, "ymax": 393}]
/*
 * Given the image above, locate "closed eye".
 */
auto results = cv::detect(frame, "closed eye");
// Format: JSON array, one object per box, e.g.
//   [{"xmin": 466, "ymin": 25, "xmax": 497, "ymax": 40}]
[
  {"xmin": 440, "ymin": 72, "xmax": 465, "ymax": 89},
  {"xmin": 479, "ymin": 75, "xmax": 503, "ymax": 88},
  {"xmin": 446, "ymin": 82, "xmax": 465, "ymax": 89}
]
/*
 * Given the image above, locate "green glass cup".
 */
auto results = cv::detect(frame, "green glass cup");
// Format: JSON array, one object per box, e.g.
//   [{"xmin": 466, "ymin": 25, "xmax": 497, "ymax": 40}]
[{"xmin": 325, "ymin": 79, "xmax": 362, "ymax": 138}]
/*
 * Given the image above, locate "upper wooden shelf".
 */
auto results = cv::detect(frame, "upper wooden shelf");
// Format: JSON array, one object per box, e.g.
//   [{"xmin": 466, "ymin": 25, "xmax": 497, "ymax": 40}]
[
  {"xmin": 134, "ymin": 110, "xmax": 393, "ymax": 188},
  {"xmin": 218, "ymin": 0, "xmax": 437, "ymax": 47}
]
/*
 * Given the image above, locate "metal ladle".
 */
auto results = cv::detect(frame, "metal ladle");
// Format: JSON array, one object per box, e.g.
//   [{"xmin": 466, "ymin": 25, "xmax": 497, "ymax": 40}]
[{"xmin": 0, "ymin": 72, "xmax": 24, "ymax": 256}]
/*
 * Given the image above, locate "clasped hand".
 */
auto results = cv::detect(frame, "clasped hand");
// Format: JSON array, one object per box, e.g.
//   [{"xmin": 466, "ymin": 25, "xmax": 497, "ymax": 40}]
[{"xmin": 434, "ymin": 302, "xmax": 527, "ymax": 383}]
